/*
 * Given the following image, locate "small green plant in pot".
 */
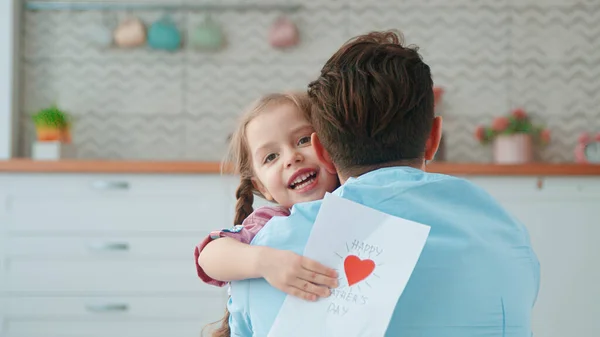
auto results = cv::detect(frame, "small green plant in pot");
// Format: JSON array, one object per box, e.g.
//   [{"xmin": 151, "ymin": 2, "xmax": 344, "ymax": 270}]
[
  {"xmin": 474, "ymin": 108, "xmax": 550, "ymax": 164},
  {"xmin": 31, "ymin": 105, "xmax": 72, "ymax": 143}
]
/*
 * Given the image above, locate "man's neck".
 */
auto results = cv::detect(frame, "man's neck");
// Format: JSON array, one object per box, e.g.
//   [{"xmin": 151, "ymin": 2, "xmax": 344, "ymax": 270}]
[{"xmin": 337, "ymin": 159, "xmax": 425, "ymax": 184}]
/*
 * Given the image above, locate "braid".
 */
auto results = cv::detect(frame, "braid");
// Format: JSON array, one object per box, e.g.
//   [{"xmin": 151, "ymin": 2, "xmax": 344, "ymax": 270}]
[
  {"xmin": 205, "ymin": 308, "xmax": 230, "ymax": 337},
  {"xmin": 234, "ymin": 178, "xmax": 255, "ymax": 225},
  {"xmin": 205, "ymin": 178, "xmax": 254, "ymax": 337}
]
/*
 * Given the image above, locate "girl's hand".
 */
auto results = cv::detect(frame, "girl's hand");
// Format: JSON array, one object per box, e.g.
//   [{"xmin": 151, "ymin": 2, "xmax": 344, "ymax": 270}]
[{"xmin": 257, "ymin": 247, "xmax": 338, "ymax": 301}]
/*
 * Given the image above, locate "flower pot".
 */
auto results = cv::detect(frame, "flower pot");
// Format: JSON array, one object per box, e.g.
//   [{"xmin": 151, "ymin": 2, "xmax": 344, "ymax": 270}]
[
  {"xmin": 32, "ymin": 141, "xmax": 76, "ymax": 160},
  {"xmin": 35, "ymin": 126, "xmax": 71, "ymax": 143},
  {"xmin": 493, "ymin": 134, "xmax": 533, "ymax": 164},
  {"xmin": 35, "ymin": 126, "xmax": 63, "ymax": 142}
]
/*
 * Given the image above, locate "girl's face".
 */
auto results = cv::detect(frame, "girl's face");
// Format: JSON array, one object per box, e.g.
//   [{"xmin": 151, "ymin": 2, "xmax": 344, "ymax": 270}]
[{"xmin": 246, "ymin": 103, "xmax": 339, "ymax": 208}]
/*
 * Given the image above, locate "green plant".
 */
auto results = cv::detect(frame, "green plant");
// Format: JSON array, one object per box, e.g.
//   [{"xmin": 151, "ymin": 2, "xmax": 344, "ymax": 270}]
[
  {"xmin": 474, "ymin": 108, "xmax": 550, "ymax": 145},
  {"xmin": 31, "ymin": 105, "xmax": 71, "ymax": 130},
  {"xmin": 31, "ymin": 105, "xmax": 72, "ymax": 142}
]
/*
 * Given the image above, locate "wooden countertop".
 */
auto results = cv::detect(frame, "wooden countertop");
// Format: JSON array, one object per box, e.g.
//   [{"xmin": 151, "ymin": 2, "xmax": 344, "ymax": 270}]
[{"xmin": 1, "ymin": 159, "xmax": 599, "ymax": 176}]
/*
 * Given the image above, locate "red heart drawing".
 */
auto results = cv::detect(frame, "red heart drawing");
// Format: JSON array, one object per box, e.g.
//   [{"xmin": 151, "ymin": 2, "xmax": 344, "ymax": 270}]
[{"xmin": 344, "ymin": 255, "xmax": 376, "ymax": 286}]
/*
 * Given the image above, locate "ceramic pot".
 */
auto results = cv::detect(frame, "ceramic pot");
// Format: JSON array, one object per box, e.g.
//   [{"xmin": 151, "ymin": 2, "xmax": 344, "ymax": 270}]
[
  {"xmin": 493, "ymin": 134, "xmax": 533, "ymax": 164},
  {"xmin": 88, "ymin": 25, "xmax": 113, "ymax": 48},
  {"xmin": 190, "ymin": 15, "xmax": 225, "ymax": 51},
  {"xmin": 113, "ymin": 17, "xmax": 146, "ymax": 48},
  {"xmin": 148, "ymin": 15, "xmax": 181, "ymax": 51},
  {"xmin": 268, "ymin": 16, "xmax": 299, "ymax": 48}
]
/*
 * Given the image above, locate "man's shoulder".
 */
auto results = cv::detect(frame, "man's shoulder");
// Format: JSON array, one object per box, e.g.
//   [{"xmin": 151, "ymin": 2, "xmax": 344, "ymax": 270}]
[{"xmin": 406, "ymin": 170, "xmax": 494, "ymax": 200}]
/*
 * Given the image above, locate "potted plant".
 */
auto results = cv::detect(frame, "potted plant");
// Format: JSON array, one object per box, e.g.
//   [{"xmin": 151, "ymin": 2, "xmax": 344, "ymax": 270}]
[
  {"xmin": 474, "ymin": 108, "xmax": 550, "ymax": 164},
  {"xmin": 31, "ymin": 105, "xmax": 72, "ymax": 143},
  {"xmin": 31, "ymin": 105, "xmax": 74, "ymax": 160}
]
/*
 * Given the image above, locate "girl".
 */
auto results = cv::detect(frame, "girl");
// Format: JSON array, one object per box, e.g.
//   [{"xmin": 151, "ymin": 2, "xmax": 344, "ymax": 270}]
[{"xmin": 194, "ymin": 92, "xmax": 340, "ymax": 337}]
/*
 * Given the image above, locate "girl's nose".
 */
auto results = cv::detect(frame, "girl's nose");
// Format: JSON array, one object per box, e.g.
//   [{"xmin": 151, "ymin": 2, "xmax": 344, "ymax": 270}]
[{"xmin": 285, "ymin": 151, "xmax": 303, "ymax": 168}]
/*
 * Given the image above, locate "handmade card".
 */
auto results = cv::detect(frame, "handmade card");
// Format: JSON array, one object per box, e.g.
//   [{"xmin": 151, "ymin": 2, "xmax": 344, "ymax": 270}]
[{"xmin": 268, "ymin": 193, "xmax": 431, "ymax": 337}]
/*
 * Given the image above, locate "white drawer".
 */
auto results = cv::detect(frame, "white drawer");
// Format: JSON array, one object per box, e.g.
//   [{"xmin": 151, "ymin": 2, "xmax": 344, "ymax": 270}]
[
  {"xmin": 3, "ymin": 173, "xmax": 239, "ymax": 234},
  {"xmin": 2, "ymin": 320, "xmax": 218, "ymax": 337},
  {"xmin": 467, "ymin": 177, "xmax": 600, "ymax": 200},
  {"xmin": 6, "ymin": 194, "xmax": 231, "ymax": 233},
  {"xmin": 7, "ymin": 236, "xmax": 206, "ymax": 258},
  {"xmin": 3, "ymin": 295, "xmax": 227, "ymax": 320},
  {"xmin": 5, "ymin": 259, "xmax": 225, "ymax": 294},
  {"xmin": 0, "ymin": 173, "xmax": 238, "ymax": 197}
]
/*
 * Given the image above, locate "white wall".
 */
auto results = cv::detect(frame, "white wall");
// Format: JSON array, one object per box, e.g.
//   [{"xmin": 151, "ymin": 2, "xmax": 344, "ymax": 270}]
[{"xmin": 0, "ymin": 0, "xmax": 20, "ymax": 159}]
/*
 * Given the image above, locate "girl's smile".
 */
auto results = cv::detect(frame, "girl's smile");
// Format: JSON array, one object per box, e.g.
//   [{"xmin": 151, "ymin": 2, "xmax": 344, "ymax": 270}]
[{"xmin": 245, "ymin": 102, "xmax": 338, "ymax": 208}]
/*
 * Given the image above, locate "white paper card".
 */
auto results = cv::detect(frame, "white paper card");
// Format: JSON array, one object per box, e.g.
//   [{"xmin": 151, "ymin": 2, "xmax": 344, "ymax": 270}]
[{"xmin": 268, "ymin": 193, "xmax": 431, "ymax": 337}]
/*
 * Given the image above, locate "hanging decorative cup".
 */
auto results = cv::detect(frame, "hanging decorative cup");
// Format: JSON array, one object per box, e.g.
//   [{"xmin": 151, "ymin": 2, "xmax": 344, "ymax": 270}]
[
  {"xmin": 268, "ymin": 16, "xmax": 299, "ymax": 49},
  {"xmin": 88, "ymin": 11, "xmax": 115, "ymax": 48},
  {"xmin": 147, "ymin": 14, "xmax": 182, "ymax": 51},
  {"xmin": 190, "ymin": 15, "xmax": 225, "ymax": 51},
  {"xmin": 113, "ymin": 15, "xmax": 146, "ymax": 48}
]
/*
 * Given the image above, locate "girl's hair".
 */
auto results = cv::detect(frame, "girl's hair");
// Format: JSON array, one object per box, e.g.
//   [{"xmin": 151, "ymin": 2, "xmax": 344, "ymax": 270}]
[{"xmin": 205, "ymin": 91, "xmax": 312, "ymax": 337}]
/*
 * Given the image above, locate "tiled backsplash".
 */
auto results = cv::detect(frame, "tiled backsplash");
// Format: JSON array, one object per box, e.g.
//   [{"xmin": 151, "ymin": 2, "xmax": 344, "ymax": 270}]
[{"xmin": 17, "ymin": 0, "xmax": 600, "ymax": 162}]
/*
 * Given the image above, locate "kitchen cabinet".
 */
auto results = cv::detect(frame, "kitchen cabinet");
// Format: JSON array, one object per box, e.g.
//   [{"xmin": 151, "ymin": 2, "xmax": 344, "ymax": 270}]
[
  {"xmin": 0, "ymin": 172, "xmax": 599, "ymax": 337},
  {"xmin": 0, "ymin": 173, "xmax": 236, "ymax": 337}
]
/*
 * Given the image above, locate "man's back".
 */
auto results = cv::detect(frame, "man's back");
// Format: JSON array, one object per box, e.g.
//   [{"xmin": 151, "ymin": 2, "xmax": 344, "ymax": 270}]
[{"xmin": 228, "ymin": 167, "xmax": 540, "ymax": 337}]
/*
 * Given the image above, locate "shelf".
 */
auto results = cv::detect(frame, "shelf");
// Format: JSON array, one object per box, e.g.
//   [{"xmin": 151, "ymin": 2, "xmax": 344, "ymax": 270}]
[
  {"xmin": 1, "ymin": 159, "xmax": 600, "ymax": 176},
  {"xmin": 24, "ymin": 1, "xmax": 302, "ymax": 12}
]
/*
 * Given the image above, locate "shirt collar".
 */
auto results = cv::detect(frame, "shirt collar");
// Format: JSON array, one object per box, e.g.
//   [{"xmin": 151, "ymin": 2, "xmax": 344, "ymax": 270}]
[{"xmin": 344, "ymin": 166, "xmax": 425, "ymax": 186}]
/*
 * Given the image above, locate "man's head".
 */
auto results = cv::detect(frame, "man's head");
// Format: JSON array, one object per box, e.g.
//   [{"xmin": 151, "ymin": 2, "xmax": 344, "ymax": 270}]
[{"xmin": 307, "ymin": 30, "xmax": 442, "ymax": 181}]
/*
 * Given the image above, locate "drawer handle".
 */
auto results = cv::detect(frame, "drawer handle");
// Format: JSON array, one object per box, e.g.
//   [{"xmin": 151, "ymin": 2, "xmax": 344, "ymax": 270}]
[
  {"xmin": 91, "ymin": 180, "xmax": 130, "ymax": 190},
  {"xmin": 88, "ymin": 242, "xmax": 130, "ymax": 252},
  {"xmin": 85, "ymin": 303, "xmax": 129, "ymax": 313}
]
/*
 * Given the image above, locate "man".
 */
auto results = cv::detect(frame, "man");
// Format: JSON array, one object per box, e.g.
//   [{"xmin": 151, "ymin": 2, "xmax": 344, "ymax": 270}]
[{"xmin": 228, "ymin": 30, "xmax": 539, "ymax": 336}]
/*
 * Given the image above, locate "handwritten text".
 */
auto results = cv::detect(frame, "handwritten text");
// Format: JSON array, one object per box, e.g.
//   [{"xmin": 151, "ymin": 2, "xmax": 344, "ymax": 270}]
[
  {"xmin": 326, "ymin": 289, "xmax": 369, "ymax": 316},
  {"xmin": 350, "ymin": 239, "xmax": 383, "ymax": 258}
]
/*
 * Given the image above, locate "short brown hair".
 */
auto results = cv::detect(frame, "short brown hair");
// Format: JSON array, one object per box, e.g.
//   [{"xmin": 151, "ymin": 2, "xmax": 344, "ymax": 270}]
[{"xmin": 307, "ymin": 30, "xmax": 434, "ymax": 176}]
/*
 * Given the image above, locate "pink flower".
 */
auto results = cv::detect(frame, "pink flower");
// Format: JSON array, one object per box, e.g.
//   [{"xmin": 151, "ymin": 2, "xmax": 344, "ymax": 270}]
[
  {"xmin": 474, "ymin": 126, "xmax": 485, "ymax": 142},
  {"xmin": 540, "ymin": 129, "xmax": 551, "ymax": 144},
  {"xmin": 595, "ymin": 133, "xmax": 600, "ymax": 142},
  {"xmin": 578, "ymin": 132, "xmax": 590, "ymax": 144},
  {"xmin": 511, "ymin": 108, "xmax": 527, "ymax": 120},
  {"xmin": 492, "ymin": 117, "xmax": 510, "ymax": 132}
]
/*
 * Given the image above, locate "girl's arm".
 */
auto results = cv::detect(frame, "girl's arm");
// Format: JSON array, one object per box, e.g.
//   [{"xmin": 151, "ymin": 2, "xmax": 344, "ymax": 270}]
[
  {"xmin": 194, "ymin": 206, "xmax": 285, "ymax": 287},
  {"xmin": 194, "ymin": 206, "xmax": 338, "ymax": 300},
  {"xmin": 198, "ymin": 236, "xmax": 265, "ymax": 281},
  {"xmin": 199, "ymin": 237, "xmax": 338, "ymax": 301}
]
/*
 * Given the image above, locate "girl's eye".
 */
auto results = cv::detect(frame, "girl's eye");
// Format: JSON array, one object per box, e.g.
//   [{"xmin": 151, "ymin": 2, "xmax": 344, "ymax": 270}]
[
  {"xmin": 298, "ymin": 136, "xmax": 311, "ymax": 146},
  {"xmin": 264, "ymin": 153, "xmax": 278, "ymax": 164}
]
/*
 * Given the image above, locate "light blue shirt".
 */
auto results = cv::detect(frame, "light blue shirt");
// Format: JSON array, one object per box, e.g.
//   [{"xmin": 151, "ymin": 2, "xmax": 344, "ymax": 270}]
[{"xmin": 228, "ymin": 166, "xmax": 540, "ymax": 337}]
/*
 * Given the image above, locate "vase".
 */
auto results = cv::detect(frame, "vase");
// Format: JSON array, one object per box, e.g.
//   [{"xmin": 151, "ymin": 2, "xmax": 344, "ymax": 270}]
[{"xmin": 493, "ymin": 134, "xmax": 533, "ymax": 164}]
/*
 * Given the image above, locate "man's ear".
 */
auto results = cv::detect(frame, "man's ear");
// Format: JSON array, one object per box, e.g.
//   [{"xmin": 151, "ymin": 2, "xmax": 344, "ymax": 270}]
[
  {"xmin": 311, "ymin": 132, "xmax": 336, "ymax": 175},
  {"xmin": 251, "ymin": 178, "xmax": 273, "ymax": 201},
  {"xmin": 424, "ymin": 116, "xmax": 443, "ymax": 161}
]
